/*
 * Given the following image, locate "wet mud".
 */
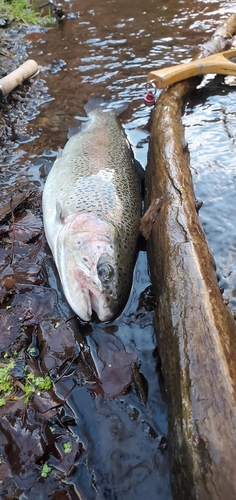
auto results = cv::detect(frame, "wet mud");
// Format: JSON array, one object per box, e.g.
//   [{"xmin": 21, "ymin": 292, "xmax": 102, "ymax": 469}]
[{"xmin": 1, "ymin": 0, "xmax": 236, "ymax": 499}]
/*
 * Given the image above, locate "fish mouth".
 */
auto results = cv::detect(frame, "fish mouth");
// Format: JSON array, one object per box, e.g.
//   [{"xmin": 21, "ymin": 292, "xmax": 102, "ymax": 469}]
[
  {"xmin": 79, "ymin": 286, "xmax": 113, "ymax": 323},
  {"xmin": 79, "ymin": 286, "xmax": 92, "ymax": 322},
  {"xmin": 74, "ymin": 267, "xmax": 114, "ymax": 322},
  {"xmin": 89, "ymin": 290, "xmax": 115, "ymax": 322},
  {"xmin": 80, "ymin": 285, "xmax": 101, "ymax": 322}
]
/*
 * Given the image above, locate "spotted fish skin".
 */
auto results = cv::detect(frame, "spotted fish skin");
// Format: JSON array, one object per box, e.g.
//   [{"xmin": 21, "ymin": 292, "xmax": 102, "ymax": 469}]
[{"xmin": 42, "ymin": 99, "xmax": 142, "ymax": 322}]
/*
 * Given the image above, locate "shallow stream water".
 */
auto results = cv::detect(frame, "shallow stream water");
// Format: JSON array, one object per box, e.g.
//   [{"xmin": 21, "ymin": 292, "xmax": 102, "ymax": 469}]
[{"xmin": 1, "ymin": 0, "xmax": 236, "ymax": 498}]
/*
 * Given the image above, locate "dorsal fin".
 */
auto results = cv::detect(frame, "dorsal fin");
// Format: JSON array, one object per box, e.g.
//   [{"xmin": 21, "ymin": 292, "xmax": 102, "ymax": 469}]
[
  {"xmin": 67, "ymin": 125, "xmax": 82, "ymax": 139},
  {"xmin": 84, "ymin": 97, "xmax": 129, "ymax": 117}
]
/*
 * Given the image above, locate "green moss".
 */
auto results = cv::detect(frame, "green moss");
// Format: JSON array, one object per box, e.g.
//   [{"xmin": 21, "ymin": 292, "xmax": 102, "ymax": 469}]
[
  {"xmin": 0, "ymin": 0, "xmax": 53, "ymax": 25},
  {"xmin": 24, "ymin": 373, "xmax": 52, "ymax": 403},
  {"xmin": 41, "ymin": 463, "xmax": 51, "ymax": 478},
  {"xmin": 63, "ymin": 441, "xmax": 72, "ymax": 454},
  {"xmin": 28, "ymin": 347, "xmax": 37, "ymax": 355},
  {"xmin": 0, "ymin": 359, "xmax": 16, "ymax": 402},
  {"xmin": 0, "ymin": 356, "xmax": 52, "ymax": 406}
]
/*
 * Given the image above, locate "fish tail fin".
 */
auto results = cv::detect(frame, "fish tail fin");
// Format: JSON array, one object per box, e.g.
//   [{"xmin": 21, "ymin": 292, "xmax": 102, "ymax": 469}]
[
  {"xmin": 84, "ymin": 97, "xmax": 106, "ymax": 115},
  {"xmin": 84, "ymin": 97, "xmax": 128, "ymax": 117}
]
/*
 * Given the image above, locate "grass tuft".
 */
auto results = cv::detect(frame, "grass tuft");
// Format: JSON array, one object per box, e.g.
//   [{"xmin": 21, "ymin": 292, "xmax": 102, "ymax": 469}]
[{"xmin": 0, "ymin": 0, "xmax": 54, "ymax": 25}]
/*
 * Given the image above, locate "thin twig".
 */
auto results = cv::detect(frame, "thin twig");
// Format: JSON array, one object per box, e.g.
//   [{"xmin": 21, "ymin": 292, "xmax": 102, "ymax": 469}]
[{"xmin": 9, "ymin": 198, "xmax": 15, "ymax": 264}]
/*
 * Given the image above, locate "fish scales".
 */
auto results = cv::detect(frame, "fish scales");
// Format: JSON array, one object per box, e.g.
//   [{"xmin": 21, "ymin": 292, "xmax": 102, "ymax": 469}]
[
  {"xmin": 55, "ymin": 109, "xmax": 140, "ymax": 231},
  {"xmin": 43, "ymin": 102, "xmax": 142, "ymax": 322}
]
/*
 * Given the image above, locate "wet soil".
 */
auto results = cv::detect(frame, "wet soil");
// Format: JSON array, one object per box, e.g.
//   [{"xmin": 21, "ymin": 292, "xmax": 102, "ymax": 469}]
[{"xmin": 1, "ymin": 1, "xmax": 236, "ymax": 499}]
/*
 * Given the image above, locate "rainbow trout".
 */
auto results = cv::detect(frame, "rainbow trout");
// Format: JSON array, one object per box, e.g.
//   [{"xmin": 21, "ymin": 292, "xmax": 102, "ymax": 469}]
[{"xmin": 42, "ymin": 98, "xmax": 142, "ymax": 322}]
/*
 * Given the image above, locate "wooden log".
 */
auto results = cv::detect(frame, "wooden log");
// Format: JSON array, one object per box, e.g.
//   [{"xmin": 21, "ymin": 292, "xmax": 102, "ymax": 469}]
[
  {"xmin": 0, "ymin": 59, "xmax": 38, "ymax": 99},
  {"xmin": 145, "ymin": 15, "xmax": 236, "ymax": 500}
]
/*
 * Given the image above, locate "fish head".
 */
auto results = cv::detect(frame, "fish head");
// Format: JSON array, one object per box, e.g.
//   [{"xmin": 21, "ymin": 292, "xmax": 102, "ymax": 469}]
[{"xmin": 56, "ymin": 213, "xmax": 133, "ymax": 322}]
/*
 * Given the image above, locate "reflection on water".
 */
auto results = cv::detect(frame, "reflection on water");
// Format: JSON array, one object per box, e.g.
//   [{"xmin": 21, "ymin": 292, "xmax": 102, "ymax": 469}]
[
  {"xmin": 185, "ymin": 84, "xmax": 236, "ymax": 313},
  {"xmin": 1, "ymin": 0, "xmax": 236, "ymax": 498}
]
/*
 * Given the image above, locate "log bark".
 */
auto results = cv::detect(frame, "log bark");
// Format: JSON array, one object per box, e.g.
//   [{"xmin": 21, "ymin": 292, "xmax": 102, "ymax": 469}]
[{"xmin": 145, "ymin": 15, "xmax": 236, "ymax": 500}]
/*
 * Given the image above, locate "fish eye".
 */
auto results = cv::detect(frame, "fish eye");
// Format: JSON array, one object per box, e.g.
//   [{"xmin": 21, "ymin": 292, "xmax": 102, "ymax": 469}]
[{"xmin": 97, "ymin": 263, "xmax": 114, "ymax": 284}]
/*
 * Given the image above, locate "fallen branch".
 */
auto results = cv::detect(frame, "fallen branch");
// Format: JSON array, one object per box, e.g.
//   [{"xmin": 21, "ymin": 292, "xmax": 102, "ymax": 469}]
[
  {"xmin": 0, "ymin": 188, "xmax": 35, "ymax": 224},
  {"xmin": 9, "ymin": 198, "xmax": 15, "ymax": 264},
  {"xmin": 145, "ymin": 14, "xmax": 236, "ymax": 500}
]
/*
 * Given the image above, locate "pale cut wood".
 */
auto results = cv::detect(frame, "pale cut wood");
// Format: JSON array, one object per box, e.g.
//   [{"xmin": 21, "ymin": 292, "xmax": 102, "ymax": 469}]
[
  {"xmin": 0, "ymin": 59, "xmax": 38, "ymax": 99},
  {"xmin": 148, "ymin": 48, "xmax": 236, "ymax": 88}
]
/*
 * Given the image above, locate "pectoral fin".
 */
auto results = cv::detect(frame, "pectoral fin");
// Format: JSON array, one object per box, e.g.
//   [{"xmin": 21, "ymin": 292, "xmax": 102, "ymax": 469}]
[{"xmin": 56, "ymin": 200, "xmax": 65, "ymax": 223}]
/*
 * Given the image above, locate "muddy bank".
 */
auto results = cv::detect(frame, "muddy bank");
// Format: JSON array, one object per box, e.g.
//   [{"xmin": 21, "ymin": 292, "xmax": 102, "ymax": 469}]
[
  {"xmin": 0, "ymin": 26, "xmax": 37, "ymax": 141},
  {"xmin": 1, "ymin": 1, "xmax": 236, "ymax": 499}
]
